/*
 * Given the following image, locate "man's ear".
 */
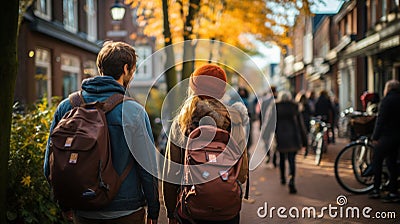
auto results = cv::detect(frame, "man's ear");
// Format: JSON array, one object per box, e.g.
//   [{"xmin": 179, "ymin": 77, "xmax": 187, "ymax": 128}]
[{"xmin": 123, "ymin": 64, "xmax": 129, "ymax": 76}]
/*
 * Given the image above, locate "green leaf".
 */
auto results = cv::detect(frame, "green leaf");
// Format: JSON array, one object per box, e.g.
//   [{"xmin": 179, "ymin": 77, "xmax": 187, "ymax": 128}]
[{"xmin": 6, "ymin": 211, "xmax": 17, "ymax": 221}]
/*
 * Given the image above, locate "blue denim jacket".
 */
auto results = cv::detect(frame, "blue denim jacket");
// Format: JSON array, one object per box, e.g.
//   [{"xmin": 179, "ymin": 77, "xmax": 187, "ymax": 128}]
[{"xmin": 43, "ymin": 76, "xmax": 160, "ymax": 219}]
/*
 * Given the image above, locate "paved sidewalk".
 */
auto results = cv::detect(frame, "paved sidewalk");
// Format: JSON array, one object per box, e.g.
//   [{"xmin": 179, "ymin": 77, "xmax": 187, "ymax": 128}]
[
  {"xmin": 157, "ymin": 122, "xmax": 400, "ymax": 223},
  {"xmin": 240, "ymin": 122, "xmax": 399, "ymax": 224}
]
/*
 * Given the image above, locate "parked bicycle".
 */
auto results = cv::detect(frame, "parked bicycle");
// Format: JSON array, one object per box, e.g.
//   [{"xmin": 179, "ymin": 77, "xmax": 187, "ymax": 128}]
[
  {"xmin": 306, "ymin": 116, "xmax": 330, "ymax": 166},
  {"xmin": 338, "ymin": 107, "xmax": 353, "ymax": 138},
  {"xmin": 334, "ymin": 114, "xmax": 378, "ymax": 194}
]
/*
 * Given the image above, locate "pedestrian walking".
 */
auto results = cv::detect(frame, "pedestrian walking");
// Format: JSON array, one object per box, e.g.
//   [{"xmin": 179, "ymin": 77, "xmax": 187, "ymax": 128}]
[
  {"xmin": 162, "ymin": 64, "xmax": 249, "ymax": 224},
  {"xmin": 295, "ymin": 91, "xmax": 312, "ymax": 132},
  {"xmin": 275, "ymin": 91, "xmax": 307, "ymax": 194},
  {"xmin": 332, "ymin": 95, "xmax": 340, "ymax": 132},
  {"xmin": 238, "ymin": 87, "xmax": 254, "ymax": 149},
  {"xmin": 260, "ymin": 86, "xmax": 278, "ymax": 167},
  {"xmin": 44, "ymin": 41, "xmax": 160, "ymax": 223},
  {"xmin": 252, "ymin": 93, "xmax": 261, "ymax": 125},
  {"xmin": 306, "ymin": 90, "xmax": 317, "ymax": 115},
  {"xmin": 315, "ymin": 90, "xmax": 335, "ymax": 143},
  {"xmin": 369, "ymin": 80, "xmax": 400, "ymax": 202},
  {"xmin": 230, "ymin": 86, "xmax": 253, "ymax": 149}
]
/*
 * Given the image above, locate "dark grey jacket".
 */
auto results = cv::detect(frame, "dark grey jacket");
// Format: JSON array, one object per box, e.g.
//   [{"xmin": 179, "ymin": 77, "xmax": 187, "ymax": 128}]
[
  {"xmin": 275, "ymin": 101, "xmax": 307, "ymax": 152},
  {"xmin": 372, "ymin": 89, "xmax": 400, "ymax": 140}
]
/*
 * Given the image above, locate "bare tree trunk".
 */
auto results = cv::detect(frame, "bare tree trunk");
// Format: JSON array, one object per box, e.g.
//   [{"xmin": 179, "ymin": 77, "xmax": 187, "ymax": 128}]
[
  {"xmin": 181, "ymin": 0, "xmax": 201, "ymax": 80},
  {"xmin": 0, "ymin": 0, "xmax": 19, "ymax": 222},
  {"xmin": 162, "ymin": 0, "xmax": 182, "ymax": 123},
  {"xmin": 162, "ymin": 0, "xmax": 177, "ymax": 92},
  {"xmin": 181, "ymin": 41, "xmax": 195, "ymax": 80}
]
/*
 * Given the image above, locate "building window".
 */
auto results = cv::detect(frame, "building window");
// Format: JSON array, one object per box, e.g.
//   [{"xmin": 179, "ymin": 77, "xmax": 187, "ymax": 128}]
[
  {"xmin": 86, "ymin": 0, "xmax": 97, "ymax": 41},
  {"xmin": 83, "ymin": 60, "xmax": 98, "ymax": 79},
  {"xmin": 381, "ymin": 0, "xmax": 387, "ymax": 20},
  {"xmin": 63, "ymin": 0, "xmax": 78, "ymax": 33},
  {"xmin": 371, "ymin": 0, "xmax": 377, "ymax": 25},
  {"xmin": 34, "ymin": 0, "xmax": 52, "ymax": 20},
  {"xmin": 135, "ymin": 46, "xmax": 153, "ymax": 81},
  {"xmin": 35, "ymin": 48, "xmax": 52, "ymax": 102},
  {"xmin": 61, "ymin": 54, "xmax": 81, "ymax": 98}
]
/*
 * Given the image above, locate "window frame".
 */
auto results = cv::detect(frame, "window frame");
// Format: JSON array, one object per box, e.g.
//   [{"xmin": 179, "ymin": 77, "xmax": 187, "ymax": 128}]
[
  {"xmin": 63, "ymin": 0, "xmax": 78, "ymax": 33},
  {"xmin": 86, "ymin": 0, "xmax": 97, "ymax": 42},
  {"xmin": 134, "ymin": 45, "xmax": 153, "ymax": 81},
  {"xmin": 381, "ymin": 0, "xmax": 388, "ymax": 21},
  {"xmin": 34, "ymin": 48, "xmax": 52, "ymax": 103},
  {"xmin": 61, "ymin": 53, "xmax": 81, "ymax": 98},
  {"xmin": 34, "ymin": 0, "xmax": 52, "ymax": 21}
]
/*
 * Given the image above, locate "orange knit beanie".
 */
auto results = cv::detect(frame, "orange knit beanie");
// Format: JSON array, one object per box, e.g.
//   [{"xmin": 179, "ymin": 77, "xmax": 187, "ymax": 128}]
[{"xmin": 189, "ymin": 64, "xmax": 227, "ymax": 99}]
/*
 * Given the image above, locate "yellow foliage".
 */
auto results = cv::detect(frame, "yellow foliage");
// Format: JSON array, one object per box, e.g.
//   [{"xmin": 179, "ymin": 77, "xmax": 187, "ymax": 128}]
[
  {"xmin": 128, "ymin": 0, "xmax": 316, "ymax": 49},
  {"xmin": 21, "ymin": 175, "xmax": 31, "ymax": 187}
]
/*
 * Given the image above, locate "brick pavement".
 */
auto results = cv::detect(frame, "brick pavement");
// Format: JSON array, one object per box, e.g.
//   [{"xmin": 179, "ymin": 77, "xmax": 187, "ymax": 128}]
[
  {"xmin": 240, "ymin": 122, "xmax": 400, "ymax": 224},
  {"xmin": 157, "ymin": 121, "xmax": 400, "ymax": 224}
]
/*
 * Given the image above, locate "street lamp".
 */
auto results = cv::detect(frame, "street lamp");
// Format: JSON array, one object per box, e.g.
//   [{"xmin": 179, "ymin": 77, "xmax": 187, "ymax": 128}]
[{"xmin": 110, "ymin": 0, "xmax": 126, "ymax": 21}]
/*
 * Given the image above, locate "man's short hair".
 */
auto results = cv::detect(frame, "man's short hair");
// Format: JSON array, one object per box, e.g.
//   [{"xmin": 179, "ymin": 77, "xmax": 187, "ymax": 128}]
[{"xmin": 97, "ymin": 41, "xmax": 137, "ymax": 80}]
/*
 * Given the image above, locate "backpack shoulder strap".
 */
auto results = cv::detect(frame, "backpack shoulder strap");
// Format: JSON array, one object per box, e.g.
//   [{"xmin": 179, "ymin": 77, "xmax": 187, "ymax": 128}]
[
  {"xmin": 101, "ymin": 94, "xmax": 136, "ymax": 179},
  {"xmin": 244, "ymin": 173, "xmax": 250, "ymax": 199},
  {"xmin": 102, "ymin": 93, "xmax": 135, "ymax": 113},
  {"xmin": 120, "ymin": 159, "xmax": 134, "ymax": 181},
  {"xmin": 69, "ymin": 91, "xmax": 85, "ymax": 108}
]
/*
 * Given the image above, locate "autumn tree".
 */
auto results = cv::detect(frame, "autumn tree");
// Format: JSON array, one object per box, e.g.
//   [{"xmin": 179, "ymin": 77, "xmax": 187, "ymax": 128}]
[
  {"xmin": 0, "ymin": 0, "xmax": 20, "ymax": 222},
  {"xmin": 0, "ymin": 0, "xmax": 34, "ymax": 221},
  {"xmin": 127, "ymin": 0, "xmax": 321, "ymax": 91}
]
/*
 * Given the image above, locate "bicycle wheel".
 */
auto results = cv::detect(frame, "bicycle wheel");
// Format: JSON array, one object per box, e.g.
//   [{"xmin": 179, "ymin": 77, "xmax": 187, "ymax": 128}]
[
  {"xmin": 334, "ymin": 142, "xmax": 374, "ymax": 194},
  {"xmin": 305, "ymin": 135, "xmax": 314, "ymax": 158},
  {"xmin": 352, "ymin": 143, "xmax": 374, "ymax": 184},
  {"xmin": 315, "ymin": 133, "xmax": 323, "ymax": 166}
]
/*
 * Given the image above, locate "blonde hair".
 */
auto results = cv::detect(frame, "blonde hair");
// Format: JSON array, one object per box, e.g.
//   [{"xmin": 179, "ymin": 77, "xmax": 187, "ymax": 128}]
[
  {"xmin": 176, "ymin": 88, "xmax": 201, "ymax": 136},
  {"xmin": 175, "ymin": 88, "xmax": 229, "ymax": 142},
  {"xmin": 295, "ymin": 91, "xmax": 307, "ymax": 111}
]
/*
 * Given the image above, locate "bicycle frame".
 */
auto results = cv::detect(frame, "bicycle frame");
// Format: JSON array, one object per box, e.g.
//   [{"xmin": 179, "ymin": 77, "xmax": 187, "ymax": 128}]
[{"xmin": 308, "ymin": 116, "xmax": 329, "ymax": 165}]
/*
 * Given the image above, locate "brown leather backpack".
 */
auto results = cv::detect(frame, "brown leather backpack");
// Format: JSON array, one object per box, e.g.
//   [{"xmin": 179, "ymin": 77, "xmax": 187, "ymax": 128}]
[
  {"xmin": 177, "ymin": 125, "xmax": 248, "ymax": 221},
  {"xmin": 49, "ymin": 91, "xmax": 133, "ymax": 210}
]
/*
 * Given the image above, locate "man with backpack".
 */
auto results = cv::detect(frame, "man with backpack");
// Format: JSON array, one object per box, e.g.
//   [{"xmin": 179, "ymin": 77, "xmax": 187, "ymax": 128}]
[{"xmin": 43, "ymin": 41, "xmax": 159, "ymax": 223}]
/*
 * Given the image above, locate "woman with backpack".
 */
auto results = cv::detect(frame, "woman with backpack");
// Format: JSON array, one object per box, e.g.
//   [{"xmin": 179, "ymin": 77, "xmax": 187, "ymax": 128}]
[
  {"xmin": 162, "ymin": 64, "xmax": 249, "ymax": 224},
  {"xmin": 275, "ymin": 91, "xmax": 307, "ymax": 194}
]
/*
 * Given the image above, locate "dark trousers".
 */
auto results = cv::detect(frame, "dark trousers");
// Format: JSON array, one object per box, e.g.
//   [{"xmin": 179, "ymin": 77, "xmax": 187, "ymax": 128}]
[
  {"xmin": 279, "ymin": 152, "xmax": 296, "ymax": 180},
  {"xmin": 329, "ymin": 126, "xmax": 335, "ymax": 143},
  {"xmin": 373, "ymin": 137, "xmax": 399, "ymax": 194},
  {"xmin": 73, "ymin": 208, "xmax": 145, "ymax": 224},
  {"xmin": 267, "ymin": 150, "xmax": 277, "ymax": 166},
  {"xmin": 178, "ymin": 214, "xmax": 240, "ymax": 224}
]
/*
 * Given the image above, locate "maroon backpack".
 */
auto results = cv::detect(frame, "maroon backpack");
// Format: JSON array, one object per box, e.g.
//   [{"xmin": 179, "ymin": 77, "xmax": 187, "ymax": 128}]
[
  {"xmin": 177, "ymin": 125, "xmax": 248, "ymax": 221},
  {"xmin": 49, "ymin": 91, "xmax": 133, "ymax": 210}
]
